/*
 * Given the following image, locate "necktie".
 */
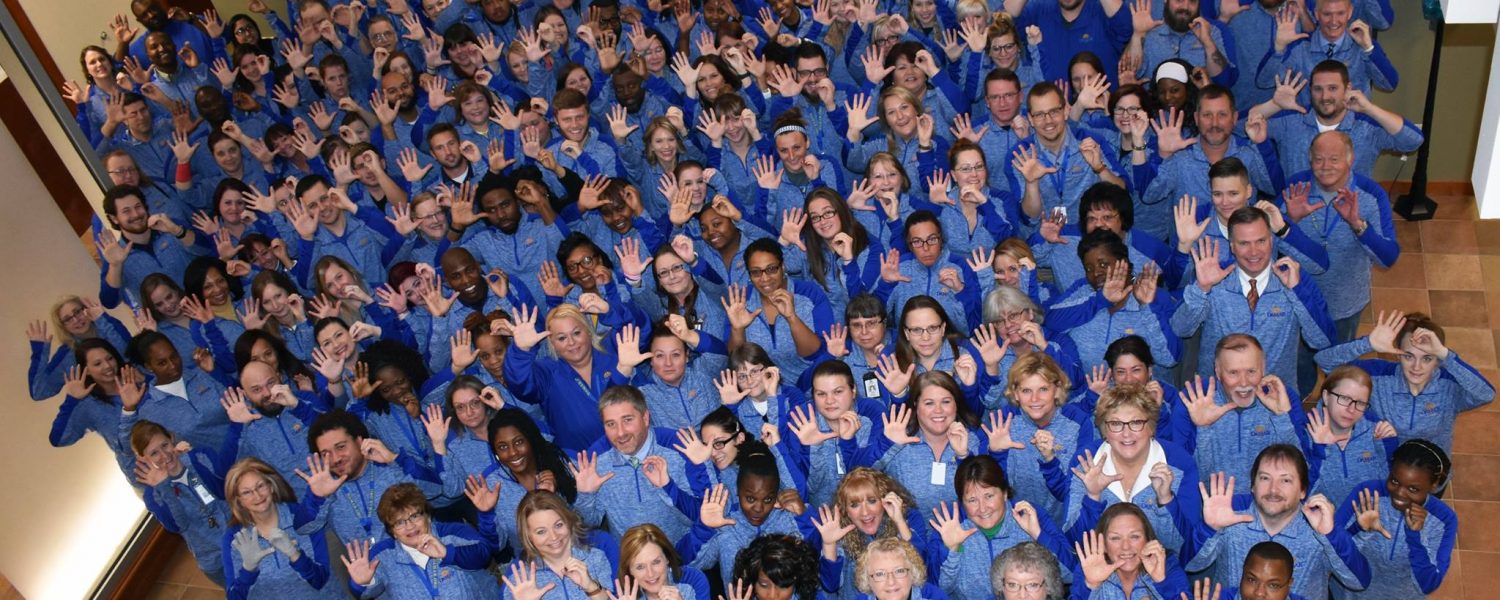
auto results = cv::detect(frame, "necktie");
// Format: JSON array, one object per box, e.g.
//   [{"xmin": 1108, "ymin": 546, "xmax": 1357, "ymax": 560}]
[
  {"xmin": 1247, "ymin": 278, "xmax": 1260, "ymax": 312},
  {"xmin": 1326, "ymin": 43, "xmax": 1336, "ymax": 59},
  {"xmin": 629, "ymin": 457, "xmax": 640, "ymax": 469}
]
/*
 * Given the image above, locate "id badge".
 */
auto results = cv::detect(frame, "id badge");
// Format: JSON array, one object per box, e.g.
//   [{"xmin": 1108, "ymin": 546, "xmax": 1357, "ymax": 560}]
[{"xmin": 930, "ymin": 462, "xmax": 947, "ymax": 486}]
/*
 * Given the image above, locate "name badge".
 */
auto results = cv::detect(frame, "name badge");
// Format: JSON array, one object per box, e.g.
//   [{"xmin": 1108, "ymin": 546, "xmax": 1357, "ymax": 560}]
[
  {"xmin": 863, "ymin": 373, "xmax": 880, "ymax": 398},
  {"xmin": 930, "ymin": 462, "xmax": 947, "ymax": 486},
  {"xmin": 192, "ymin": 483, "xmax": 216, "ymax": 505}
]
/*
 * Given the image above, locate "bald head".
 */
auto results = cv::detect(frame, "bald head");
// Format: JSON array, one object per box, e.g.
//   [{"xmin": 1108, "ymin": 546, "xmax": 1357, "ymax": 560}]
[{"xmin": 441, "ymin": 247, "xmax": 488, "ymax": 304}]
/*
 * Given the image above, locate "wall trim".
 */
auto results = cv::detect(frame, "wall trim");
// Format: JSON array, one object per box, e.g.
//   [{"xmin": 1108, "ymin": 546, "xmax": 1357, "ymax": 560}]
[
  {"xmin": 1379, "ymin": 180, "xmax": 1475, "ymax": 197},
  {"xmin": 0, "ymin": 77, "xmax": 90, "ymax": 234}
]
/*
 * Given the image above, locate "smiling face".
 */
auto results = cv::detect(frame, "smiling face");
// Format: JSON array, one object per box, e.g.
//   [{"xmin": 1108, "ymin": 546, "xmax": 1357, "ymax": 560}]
[
  {"xmin": 962, "ymin": 481, "xmax": 1006, "ymax": 529},
  {"xmin": 746, "ymin": 251, "xmax": 786, "ymax": 298},
  {"xmin": 914, "ymin": 384, "xmax": 958, "ymax": 437},
  {"xmin": 869, "ymin": 161, "xmax": 904, "ymax": 196},
  {"xmin": 1309, "ymin": 71, "xmax": 1348, "ymax": 121},
  {"xmin": 807, "ymin": 197, "xmax": 841, "ymax": 240},
  {"xmin": 1310, "ymin": 134, "xmax": 1352, "ymax": 191},
  {"xmin": 1215, "ymin": 346, "xmax": 1265, "ymax": 407},
  {"xmin": 110, "ymin": 193, "xmax": 150, "ymax": 235},
  {"xmin": 1028, "ymin": 89, "xmax": 1067, "ymax": 144},
  {"xmin": 1102, "ymin": 405, "xmax": 1153, "ymax": 464},
  {"xmin": 525, "ymin": 509, "xmax": 573, "ymax": 560},
  {"xmin": 866, "ymin": 549, "xmax": 914, "ymax": 600},
  {"xmin": 1239, "ymin": 555, "xmax": 1293, "ymax": 600},
  {"xmin": 701, "ymin": 423, "xmax": 741, "ymax": 469},
  {"xmin": 677, "ymin": 165, "xmax": 707, "ymax": 207},
  {"xmin": 57, "ymin": 300, "xmax": 93, "ymax": 337},
  {"xmin": 774, "ymin": 131, "xmax": 809, "ymax": 173},
  {"xmin": 654, "ymin": 252, "xmax": 693, "ymax": 298},
  {"xmin": 842, "ymin": 483, "xmax": 885, "ymax": 535},
  {"xmin": 441, "ymin": 251, "xmax": 487, "ymax": 305},
  {"xmin": 1102, "ymin": 513, "xmax": 1148, "ymax": 575},
  {"xmin": 144, "ymin": 33, "xmax": 177, "ymax": 70},
  {"xmin": 1011, "ymin": 373, "xmax": 1059, "ymax": 425},
  {"xmin": 992, "ymin": 253, "xmax": 1023, "ymax": 287},
  {"xmin": 882, "ymin": 95, "xmax": 919, "ymax": 138},
  {"xmin": 491, "ymin": 424, "xmax": 534, "ymax": 475},
  {"xmin": 315, "ymin": 427, "xmax": 366, "ymax": 479},
  {"xmin": 233, "ymin": 471, "xmax": 275, "ymax": 517},
  {"xmin": 1228, "ymin": 218, "xmax": 1273, "ymax": 277},
  {"xmin": 1112, "ymin": 93, "xmax": 1143, "ymax": 132},
  {"xmin": 149, "ymin": 285, "xmax": 184, "ymax": 319},
  {"xmin": 1155, "ymin": 78, "xmax": 1188, "ymax": 110},
  {"xmin": 1196, "ymin": 95, "xmax": 1236, "ymax": 148},
  {"xmin": 1386, "ymin": 462, "xmax": 1437, "ymax": 513},
  {"xmin": 1251, "ymin": 457, "xmax": 1305, "ymax": 520},
  {"xmin": 563, "ymin": 246, "xmax": 609, "ymax": 293},
  {"xmin": 699, "ymin": 209, "xmax": 738, "ymax": 251},
  {"xmin": 984, "ymin": 77, "xmax": 1021, "ymax": 123},
  {"xmin": 548, "ymin": 315, "xmax": 593, "ymax": 366},
  {"xmin": 602, "ymin": 401, "xmax": 650, "ymax": 455},
  {"xmin": 316, "ymin": 321, "xmax": 353, "ymax": 361},
  {"xmin": 628, "ymin": 541, "xmax": 671, "ymax": 594},
  {"xmin": 697, "ymin": 63, "xmax": 727, "ymax": 101},
  {"xmin": 952, "ymin": 148, "xmax": 987, "ymax": 190},
  {"xmin": 1110, "ymin": 353, "xmax": 1150, "ymax": 386},
  {"xmin": 138, "ymin": 432, "xmax": 182, "ymax": 477},
  {"xmin": 1315, "ymin": 0, "xmax": 1351, "ymax": 41}
]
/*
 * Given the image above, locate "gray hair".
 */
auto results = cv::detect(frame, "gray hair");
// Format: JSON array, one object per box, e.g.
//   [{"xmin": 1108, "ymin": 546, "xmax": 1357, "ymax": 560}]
[
  {"xmin": 990, "ymin": 542, "xmax": 1064, "ymax": 600},
  {"xmin": 982, "ymin": 285, "xmax": 1043, "ymax": 326},
  {"xmin": 598, "ymin": 384, "xmax": 648, "ymax": 417}
]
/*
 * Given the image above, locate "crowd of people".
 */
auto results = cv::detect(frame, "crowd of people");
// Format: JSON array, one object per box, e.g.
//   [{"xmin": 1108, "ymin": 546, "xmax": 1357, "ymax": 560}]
[{"xmin": 30, "ymin": 0, "xmax": 1490, "ymax": 596}]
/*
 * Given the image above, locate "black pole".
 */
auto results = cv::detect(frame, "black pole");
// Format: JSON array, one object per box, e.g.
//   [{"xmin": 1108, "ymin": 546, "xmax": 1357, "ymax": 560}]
[{"xmin": 1395, "ymin": 17, "xmax": 1442, "ymax": 220}]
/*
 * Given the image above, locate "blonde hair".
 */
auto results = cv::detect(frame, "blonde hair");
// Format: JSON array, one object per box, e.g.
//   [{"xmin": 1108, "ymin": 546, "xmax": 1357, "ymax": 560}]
[
  {"xmin": 1317, "ymin": 364, "xmax": 1373, "ymax": 400},
  {"xmin": 854, "ymin": 538, "xmax": 927, "ymax": 593},
  {"xmin": 545, "ymin": 304, "xmax": 604, "ymax": 358},
  {"xmin": 1093, "ymin": 383, "xmax": 1159, "ymax": 433},
  {"xmin": 953, "ymin": 0, "xmax": 989, "ymax": 23},
  {"xmin": 224, "ymin": 458, "xmax": 297, "ymax": 526},
  {"xmin": 834, "ymin": 468, "xmax": 920, "ymax": 560},
  {"xmin": 312, "ymin": 255, "xmax": 369, "ymax": 323},
  {"xmin": 49, "ymin": 295, "xmax": 88, "ymax": 343},
  {"xmin": 866, "ymin": 152, "xmax": 911, "ymax": 193},
  {"xmin": 517, "ymin": 490, "xmax": 587, "ymax": 560},
  {"xmin": 1006, "ymin": 352, "xmax": 1070, "ymax": 407},
  {"xmin": 642, "ymin": 117, "xmax": 685, "ymax": 167}
]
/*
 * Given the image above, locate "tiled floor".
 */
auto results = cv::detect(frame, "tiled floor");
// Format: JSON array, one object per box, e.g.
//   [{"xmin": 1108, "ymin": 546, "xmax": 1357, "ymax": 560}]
[{"xmin": 129, "ymin": 195, "xmax": 1498, "ymax": 599}]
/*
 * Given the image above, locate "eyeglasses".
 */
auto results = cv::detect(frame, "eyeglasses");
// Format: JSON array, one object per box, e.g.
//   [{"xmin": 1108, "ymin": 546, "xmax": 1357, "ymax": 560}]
[
  {"xmin": 869, "ymin": 567, "xmax": 911, "ymax": 583},
  {"xmin": 638, "ymin": 46, "xmax": 665, "ymax": 57},
  {"xmin": 796, "ymin": 68, "xmax": 828, "ymax": 80},
  {"xmin": 990, "ymin": 42, "xmax": 1018, "ymax": 54},
  {"xmin": 235, "ymin": 26, "xmax": 258, "ymax": 36},
  {"xmin": 808, "ymin": 210, "xmax": 838, "ymax": 224},
  {"xmin": 849, "ymin": 317, "xmax": 884, "ymax": 333},
  {"xmin": 709, "ymin": 436, "xmax": 735, "ymax": 450},
  {"xmin": 107, "ymin": 167, "xmax": 138, "ymax": 175},
  {"xmin": 1104, "ymin": 419, "xmax": 1149, "ymax": 433},
  {"xmin": 565, "ymin": 255, "xmax": 598, "ymax": 274},
  {"xmin": 986, "ymin": 91, "xmax": 1020, "ymax": 103},
  {"xmin": 1003, "ymin": 580, "xmax": 1044, "ymax": 593},
  {"xmin": 997, "ymin": 309, "xmax": 1032, "ymax": 326},
  {"xmin": 391, "ymin": 511, "xmax": 428, "ymax": 529},
  {"xmin": 905, "ymin": 324, "xmax": 944, "ymax": 338},
  {"xmin": 655, "ymin": 263, "xmax": 688, "ymax": 279},
  {"xmin": 735, "ymin": 366, "xmax": 765, "ymax": 382},
  {"xmin": 953, "ymin": 163, "xmax": 985, "ymax": 175},
  {"xmin": 1327, "ymin": 390, "xmax": 1369, "ymax": 411},
  {"xmin": 1114, "ymin": 106, "xmax": 1144, "ymax": 117},
  {"xmin": 1031, "ymin": 107, "xmax": 1066, "ymax": 122},
  {"xmin": 453, "ymin": 400, "xmax": 485, "ymax": 414},
  {"xmin": 236, "ymin": 481, "xmax": 271, "ymax": 499},
  {"xmin": 748, "ymin": 263, "xmax": 783, "ymax": 280},
  {"xmin": 874, "ymin": 35, "xmax": 901, "ymax": 46},
  {"xmin": 908, "ymin": 234, "xmax": 943, "ymax": 249},
  {"xmin": 413, "ymin": 210, "xmax": 445, "ymax": 222},
  {"xmin": 60, "ymin": 307, "xmax": 89, "ymax": 323}
]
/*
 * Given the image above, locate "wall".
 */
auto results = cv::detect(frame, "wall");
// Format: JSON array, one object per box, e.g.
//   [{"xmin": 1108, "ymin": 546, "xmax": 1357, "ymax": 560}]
[
  {"xmin": 0, "ymin": 66, "xmax": 146, "ymax": 600},
  {"xmin": 1369, "ymin": 3, "xmax": 1495, "ymax": 185}
]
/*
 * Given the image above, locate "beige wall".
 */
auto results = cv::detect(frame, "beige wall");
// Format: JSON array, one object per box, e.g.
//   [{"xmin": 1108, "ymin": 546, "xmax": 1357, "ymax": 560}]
[
  {"xmin": 0, "ymin": 69, "xmax": 147, "ymax": 600},
  {"xmin": 1369, "ymin": 4, "xmax": 1494, "ymax": 184}
]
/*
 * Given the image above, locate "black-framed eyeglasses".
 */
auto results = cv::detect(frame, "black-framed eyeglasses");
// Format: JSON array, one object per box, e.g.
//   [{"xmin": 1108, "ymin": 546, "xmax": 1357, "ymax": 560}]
[
  {"xmin": 908, "ymin": 234, "xmax": 943, "ymax": 249},
  {"xmin": 1328, "ymin": 390, "xmax": 1369, "ymax": 411},
  {"xmin": 1104, "ymin": 419, "xmax": 1148, "ymax": 433},
  {"xmin": 656, "ymin": 263, "xmax": 688, "ymax": 278},
  {"xmin": 796, "ymin": 68, "xmax": 828, "ymax": 80},
  {"xmin": 748, "ymin": 263, "xmax": 783, "ymax": 280},
  {"xmin": 905, "ymin": 324, "xmax": 944, "ymax": 338},
  {"xmin": 709, "ymin": 436, "xmax": 734, "ymax": 450},
  {"xmin": 565, "ymin": 255, "xmax": 598, "ymax": 273},
  {"xmin": 808, "ymin": 210, "xmax": 838, "ymax": 224}
]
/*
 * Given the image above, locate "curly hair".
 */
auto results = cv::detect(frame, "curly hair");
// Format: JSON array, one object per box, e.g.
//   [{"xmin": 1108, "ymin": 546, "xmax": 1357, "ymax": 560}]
[
  {"xmin": 732, "ymin": 534, "xmax": 820, "ymax": 600},
  {"xmin": 833, "ymin": 468, "xmax": 920, "ymax": 561}
]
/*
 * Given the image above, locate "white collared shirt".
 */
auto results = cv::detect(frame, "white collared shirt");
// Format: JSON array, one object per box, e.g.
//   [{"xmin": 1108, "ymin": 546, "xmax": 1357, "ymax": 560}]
[
  {"xmin": 1237, "ymin": 267, "xmax": 1272, "ymax": 301},
  {"xmin": 1093, "ymin": 439, "xmax": 1169, "ymax": 502},
  {"xmin": 400, "ymin": 543, "xmax": 431, "ymax": 569},
  {"xmin": 156, "ymin": 379, "xmax": 187, "ymax": 399}
]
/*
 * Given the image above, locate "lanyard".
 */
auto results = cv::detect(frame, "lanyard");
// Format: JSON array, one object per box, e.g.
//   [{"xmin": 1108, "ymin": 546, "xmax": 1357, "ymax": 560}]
[
  {"xmin": 1043, "ymin": 146, "xmax": 1072, "ymax": 203},
  {"xmin": 347, "ymin": 479, "xmax": 376, "ymax": 538},
  {"xmin": 405, "ymin": 559, "xmax": 442, "ymax": 598}
]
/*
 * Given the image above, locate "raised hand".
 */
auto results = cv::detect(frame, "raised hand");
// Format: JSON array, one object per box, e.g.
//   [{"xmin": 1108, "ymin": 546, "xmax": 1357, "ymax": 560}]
[
  {"xmin": 813, "ymin": 504, "xmax": 857, "ymax": 547},
  {"xmin": 503, "ymin": 561, "xmax": 558, "ymax": 600},
  {"xmin": 1190, "ymin": 237, "xmax": 1234, "ymax": 293},
  {"xmin": 510, "ymin": 304, "xmax": 549, "ymax": 352},
  {"xmin": 1151, "ymin": 107, "xmax": 1198, "ymax": 159},
  {"xmin": 464, "ymin": 474, "xmax": 500, "ymax": 512},
  {"xmin": 927, "ymin": 501, "xmax": 977, "ymax": 551},
  {"xmin": 881, "ymin": 402, "xmax": 920, "ymax": 445},
  {"xmin": 1353, "ymin": 487, "xmax": 1392, "ymax": 539},
  {"xmin": 296, "ymin": 452, "xmax": 347, "ymax": 497},
  {"xmin": 879, "ymin": 249, "xmax": 912, "ymax": 284},
  {"xmin": 1367, "ymin": 310, "xmax": 1407, "ymax": 354},
  {"xmin": 700, "ymin": 484, "xmax": 738, "ymax": 528},
  {"xmin": 714, "ymin": 369, "xmax": 748, "ymax": 405},
  {"xmin": 1199, "ymin": 471, "xmax": 1253, "ymax": 530},
  {"xmin": 569, "ymin": 451, "xmax": 616, "ymax": 494},
  {"xmin": 1271, "ymin": 256, "xmax": 1301, "ymax": 290},
  {"xmin": 1272, "ymin": 70, "xmax": 1308, "ymax": 113},
  {"xmin": 1076, "ymin": 529, "xmax": 1119, "ymax": 589},
  {"xmin": 982, "ymin": 410, "xmax": 1025, "ymax": 452},
  {"xmin": 1181, "ymin": 375, "xmax": 1233, "ymax": 426},
  {"xmin": 233, "ymin": 528, "xmax": 277, "ymax": 572},
  {"xmin": 875, "ymin": 353, "xmax": 916, "ymax": 398},
  {"xmin": 1010, "ymin": 145, "xmax": 1057, "ymax": 183},
  {"xmin": 1174, "ymin": 195, "xmax": 1210, "ymax": 252},
  {"xmin": 1071, "ymin": 448, "xmax": 1124, "ymax": 501},
  {"xmin": 1302, "ymin": 493, "xmax": 1335, "ymax": 535},
  {"xmin": 673, "ymin": 428, "xmax": 713, "ymax": 465}
]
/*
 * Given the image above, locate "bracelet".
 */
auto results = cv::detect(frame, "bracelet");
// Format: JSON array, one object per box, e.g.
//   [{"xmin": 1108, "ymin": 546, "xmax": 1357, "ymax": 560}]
[
  {"xmin": 174, "ymin": 227, "xmax": 188, "ymax": 239},
  {"xmin": 1353, "ymin": 221, "xmax": 1369, "ymax": 236},
  {"xmin": 1274, "ymin": 221, "xmax": 1291, "ymax": 237}
]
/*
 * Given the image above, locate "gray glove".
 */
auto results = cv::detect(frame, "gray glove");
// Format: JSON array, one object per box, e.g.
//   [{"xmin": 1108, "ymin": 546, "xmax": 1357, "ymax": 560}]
[
  {"xmin": 265, "ymin": 527, "xmax": 302, "ymax": 561},
  {"xmin": 232, "ymin": 528, "xmax": 276, "ymax": 572}
]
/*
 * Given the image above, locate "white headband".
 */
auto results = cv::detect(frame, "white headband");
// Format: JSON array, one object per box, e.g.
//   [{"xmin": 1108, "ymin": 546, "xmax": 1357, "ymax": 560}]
[{"xmin": 1154, "ymin": 62, "xmax": 1189, "ymax": 84}]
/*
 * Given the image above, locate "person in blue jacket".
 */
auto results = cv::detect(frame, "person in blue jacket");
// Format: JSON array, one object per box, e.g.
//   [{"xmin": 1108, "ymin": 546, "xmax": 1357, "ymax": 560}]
[
  {"xmin": 679, "ymin": 441, "xmax": 813, "ymax": 585},
  {"xmin": 573, "ymin": 385, "xmax": 703, "ymax": 542},
  {"xmin": 222, "ymin": 457, "xmax": 344, "ymax": 599},
  {"xmin": 51, "ymin": 339, "xmax": 137, "ymax": 481},
  {"xmin": 1050, "ymin": 230, "xmax": 1180, "ymax": 374},
  {"xmin": 1063, "ymin": 384, "xmax": 1201, "ymax": 557},
  {"xmin": 1068, "ymin": 503, "xmax": 1191, "ymax": 600},
  {"xmin": 629, "ymin": 317, "xmax": 727, "ymax": 430},
  {"xmin": 27, "ymin": 295, "xmax": 133, "ymax": 400},
  {"xmin": 343, "ymin": 482, "xmax": 501, "ymax": 598},
  {"xmin": 869, "ymin": 372, "xmax": 984, "ymax": 515},
  {"xmin": 676, "ymin": 406, "xmax": 803, "ymax": 507},
  {"xmin": 729, "ymin": 533, "xmax": 825, "ymax": 600},
  {"xmin": 984, "ymin": 352, "xmax": 1088, "ymax": 526},
  {"xmin": 726, "ymin": 239, "xmax": 836, "ymax": 383},
  {"xmin": 990, "ymin": 541, "xmax": 1067, "ymax": 600},
  {"xmin": 1313, "ymin": 311, "xmax": 1494, "ymax": 455},
  {"xmin": 816, "ymin": 468, "xmax": 937, "ymax": 600},
  {"xmin": 1227, "ymin": 540, "xmax": 1306, "ymax": 600},
  {"xmin": 1180, "ymin": 444, "xmax": 1371, "ymax": 600},
  {"xmin": 928, "ymin": 454, "xmax": 1072, "ymax": 600},
  {"xmin": 1179, "ymin": 334, "xmax": 1310, "ymax": 495},
  {"xmin": 786, "ymin": 361, "xmax": 883, "ymax": 507},
  {"xmin": 501, "ymin": 489, "xmax": 619, "ymax": 600},
  {"xmin": 1303, "ymin": 365, "xmax": 1398, "ymax": 511},
  {"xmin": 849, "ymin": 537, "xmax": 949, "ymax": 600},
  {"xmin": 130, "ymin": 418, "xmax": 239, "ymax": 586},
  {"xmin": 304, "ymin": 409, "xmax": 452, "ymax": 545},
  {"xmin": 1332, "ymin": 439, "xmax": 1458, "ymax": 599},
  {"xmin": 1078, "ymin": 335, "xmax": 1182, "ymax": 446},
  {"xmin": 504, "ymin": 302, "xmax": 633, "ymax": 453},
  {"xmin": 1170, "ymin": 206, "xmax": 1335, "ymax": 386},
  {"xmin": 618, "ymin": 523, "xmax": 712, "ymax": 600}
]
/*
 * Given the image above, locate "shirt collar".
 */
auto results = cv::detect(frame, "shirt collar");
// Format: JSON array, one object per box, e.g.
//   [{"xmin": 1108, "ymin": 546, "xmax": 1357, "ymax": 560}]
[
  {"xmin": 1237, "ymin": 265, "xmax": 1272, "ymax": 297},
  {"xmin": 1094, "ymin": 439, "xmax": 1168, "ymax": 502}
]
